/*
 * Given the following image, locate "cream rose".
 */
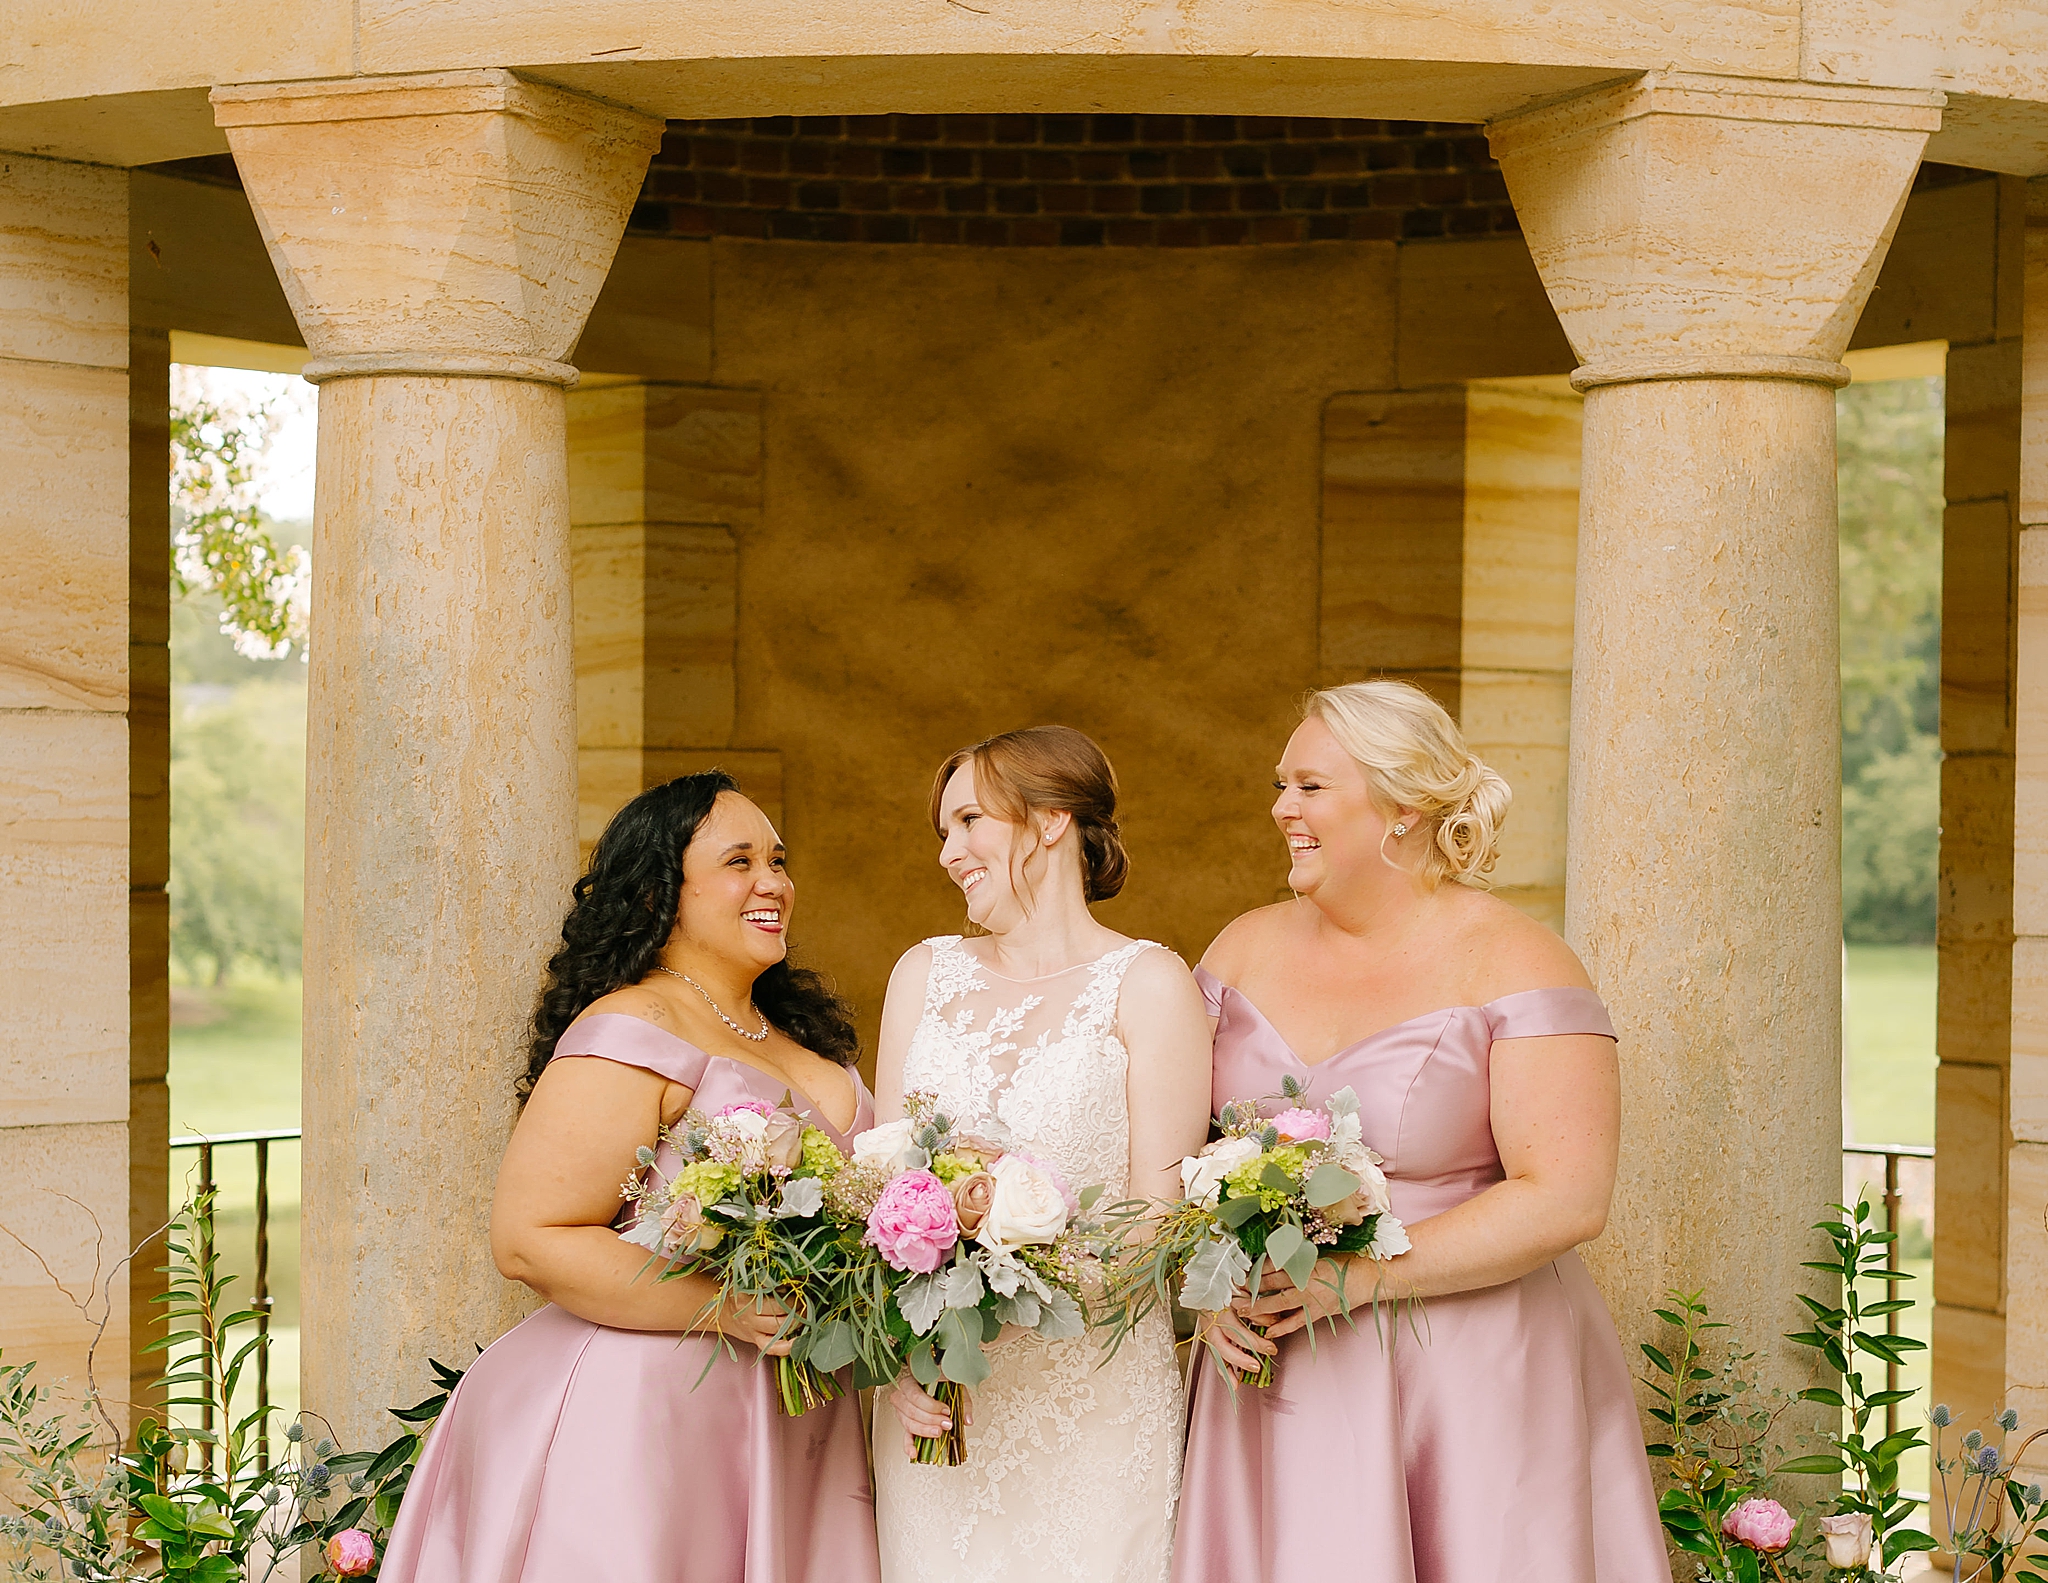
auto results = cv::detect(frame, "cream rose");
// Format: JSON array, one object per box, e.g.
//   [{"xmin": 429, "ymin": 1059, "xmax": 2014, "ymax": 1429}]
[
  {"xmin": 659, "ymin": 1193, "xmax": 722, "ymax": 1257},
  {"xmin": 1817, "ymin": 1513, "xmax": 1873, "ymax": 1570},
  {"xmin": 851, "ymin": 1118, "xmax": 926, "ymax": 1173},
  {"xmin": 1180, "ymin": 1135, "xmax": 1262, "ymax": 1208},
  {"xmin": 976, "ymin": 1154, "xmax": 1070, "ymax": 1249},
  {"xmin": 950, "ymin": 1170, "xmax": 997, "ymax": 1236},
  {"xmin": 761, "ymin": 1111, "xmax": 805, "ymax": 1172}
]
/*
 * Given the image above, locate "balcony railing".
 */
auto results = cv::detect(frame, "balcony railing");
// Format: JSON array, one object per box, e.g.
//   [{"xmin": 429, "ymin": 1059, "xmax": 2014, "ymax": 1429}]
[{"xmin": 169, "ymin": 1127, "xmax": 301, "ymax": 1471}]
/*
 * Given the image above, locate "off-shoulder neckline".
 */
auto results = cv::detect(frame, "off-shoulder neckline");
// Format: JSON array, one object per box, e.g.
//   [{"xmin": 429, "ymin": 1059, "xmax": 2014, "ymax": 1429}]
[
  {"xmin": 1193, "ymin": 968, "xmax": 1603, "ymax": 1070},
  {"xmin": 563, "ymin": 1011, "xmax": 866, "ymax": 1136}
]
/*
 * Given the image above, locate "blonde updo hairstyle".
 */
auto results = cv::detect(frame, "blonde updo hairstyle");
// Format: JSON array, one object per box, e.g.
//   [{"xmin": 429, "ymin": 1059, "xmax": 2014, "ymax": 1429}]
[
  {"xmin": 1303, "ymin": 680, "xmax": 1511, "ymax": 890},
  {"xmin": 929, "ymin": 725, "xmax": 1130, "ymax": 904}
]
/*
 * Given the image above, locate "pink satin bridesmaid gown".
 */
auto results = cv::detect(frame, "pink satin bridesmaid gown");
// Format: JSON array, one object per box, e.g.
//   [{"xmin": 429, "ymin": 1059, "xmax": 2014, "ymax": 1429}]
[
  {"xmin": 1172, "ymin": 972, "xmax": 1671, "ymax": 1583},
  {"xmin": 380, "ymin": 1014, "xmax": 882, "ymax": 1583}
]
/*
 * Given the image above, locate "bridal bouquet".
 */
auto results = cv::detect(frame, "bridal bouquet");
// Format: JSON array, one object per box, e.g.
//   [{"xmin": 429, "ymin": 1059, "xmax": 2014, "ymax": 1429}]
[
  {"xmin": 814, "ymin": 1092, "xmax": 1102, "ymax": 1465},
  {"xmin": 1100, "ymin": 1077, "xmax": 1410, "ymax": 1387},
  {"xmin": 618, "ymin": 1095, "xmax": 853, "ymax": 1415}
]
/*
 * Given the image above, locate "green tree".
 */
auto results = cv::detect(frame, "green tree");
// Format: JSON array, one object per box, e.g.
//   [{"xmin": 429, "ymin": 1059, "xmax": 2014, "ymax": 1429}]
[
  {"xmin": 169, "ymin": 682, "xmax": 305, "ymax": 985},
  {"xmin": 1837, "ymin": 377, "xmax": 1943, "ymax": 943},
  {"xmin": 170, "ymin": 371, "xmax": 309, "ymax": 660}
]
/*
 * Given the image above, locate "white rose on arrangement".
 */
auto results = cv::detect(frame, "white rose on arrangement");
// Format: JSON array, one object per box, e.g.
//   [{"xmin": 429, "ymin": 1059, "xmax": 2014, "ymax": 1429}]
[
  {"xmin": 850, "ymin": 1118, "xmax": 927, "ymax": 1173},
  {"xmin": 721, "ymin": 1108, "xmax": 771, "ymax": 1170},
  {"xmin": 1180, "ymin": 1134, "xmax": 1263, "ymax": 1208},
  {"xmin": 976, "ymin": 1154, "xmax": 1071, "ymax": 1249}
]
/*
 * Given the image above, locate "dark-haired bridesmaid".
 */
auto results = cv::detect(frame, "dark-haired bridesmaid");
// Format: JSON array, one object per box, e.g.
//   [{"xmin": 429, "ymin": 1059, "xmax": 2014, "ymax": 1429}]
[{"xmin": 381, "ymin": 772, "xmax": 881, "ymax": 1583}]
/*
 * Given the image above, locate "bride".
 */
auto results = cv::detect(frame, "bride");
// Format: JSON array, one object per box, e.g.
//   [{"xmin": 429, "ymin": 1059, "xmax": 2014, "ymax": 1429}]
[{"xmin": 871, "ymin": 725, "xmax": 1212, "ymax": 1583}]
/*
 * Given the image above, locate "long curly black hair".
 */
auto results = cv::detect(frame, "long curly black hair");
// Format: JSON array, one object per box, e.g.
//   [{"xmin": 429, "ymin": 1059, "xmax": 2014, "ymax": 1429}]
[{"xmin": 519, "ymin": 771, "xmax": 860, "ymax": 1100}]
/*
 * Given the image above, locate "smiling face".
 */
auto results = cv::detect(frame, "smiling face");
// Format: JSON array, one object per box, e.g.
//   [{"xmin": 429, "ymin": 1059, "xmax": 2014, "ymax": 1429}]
[
  {"xmin": 935, "ymin": 761, "xmax": 1055, "ymax": 932},
  {"xmin": 1272, "ymin": 716, "xmax": 1409, "ymax": 897},
  {"xmin": 672, "ymin": 791, "xmax": 793, "ymax": 977}
]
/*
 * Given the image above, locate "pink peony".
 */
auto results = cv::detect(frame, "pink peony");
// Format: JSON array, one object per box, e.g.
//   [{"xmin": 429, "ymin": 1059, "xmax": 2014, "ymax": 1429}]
[
  {"xmin": 1272, "ymin": 1107, "xmax": 1332, "ymax": 1143},
  {"xmin": 717, "ymin": 1097, "xmax": 776, "ymax": 1119},
  {"xmin": 865, "ymin": 1169, "xmax": 960, "ymax": 1273},
  {"xmin": 1722, "ymin": 1497, "xmax": 1796, "ymax": 1554},
  {"xmin": 324, "ymin": 1528, "xmax": 377, "ymax": 1577}
]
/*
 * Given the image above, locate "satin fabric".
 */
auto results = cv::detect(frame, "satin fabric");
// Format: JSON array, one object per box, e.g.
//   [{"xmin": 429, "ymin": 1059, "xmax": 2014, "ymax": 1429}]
[
  {"xmin": 1171, "ymin": 975, "xmax": 1671, "ymax": 1583},
  {"xmin": 379, "ymin": 1015, "xmax": 881, "ymax": 1583}
]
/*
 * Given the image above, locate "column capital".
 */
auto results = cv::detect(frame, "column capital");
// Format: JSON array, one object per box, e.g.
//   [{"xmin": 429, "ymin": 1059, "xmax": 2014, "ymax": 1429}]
[
  {"xmin": 212, "ymin": 70, "xmax": 662, "ymax": 385},
  {"xmin": 1489, "ymin": 73, "xmax": 1944, "ymax": 390}
]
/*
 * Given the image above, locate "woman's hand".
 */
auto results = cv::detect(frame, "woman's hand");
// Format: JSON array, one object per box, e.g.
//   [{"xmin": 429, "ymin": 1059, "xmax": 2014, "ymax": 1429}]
[
  {"xmin": 1194, "ymin": 1306, "xmax": 1276, "ymax": 1376},
  {"xmin": 889, "ymin": 1378, "xmax": 971, "ymax": 1456},
  {"xmin": 707, "ymin": 1292, "xmax": 796, "ymax": 1356},
  {"xmin": 1241, "ymin": 1256, "xmax": 1356, "ymax": 1340}
]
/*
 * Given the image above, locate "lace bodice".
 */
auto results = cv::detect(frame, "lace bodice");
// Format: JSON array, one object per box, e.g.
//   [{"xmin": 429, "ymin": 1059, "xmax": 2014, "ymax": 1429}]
[
  {"xmin": 878, "ymin": 934, "xmax": 1182, "ymax": 1583},
  {"xmin": 901, "ymin": 935, "xmax": 1158, "ymax": 1200}
]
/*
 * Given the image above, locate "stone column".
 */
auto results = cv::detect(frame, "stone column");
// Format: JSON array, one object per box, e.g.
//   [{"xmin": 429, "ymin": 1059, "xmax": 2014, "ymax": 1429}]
[
  {"xmin": 1491, "ymin": 76, "xmax": 1940, "ymax": 1404},
  {"xmin": 1320, "ymin": 378, "xmax": 1580, "ymax": 930},
  {"xmin": 212, "ymin": 71, "xmax": 660, "ymax": 1447},
  {"xmin": 1933, "ymin": 177, "xmax": 2023, "ymax": 1451},
  {"xmin": 2006, "ymin": 176, "xmax": 2048, "ymax": 1480},
  {"xmin": 565, "ymin": 379, "xmax": 780, "ymax": 861},
  {"xmin": 0, "ymin": 154, "xmax": 136, "ymax": 1425}
]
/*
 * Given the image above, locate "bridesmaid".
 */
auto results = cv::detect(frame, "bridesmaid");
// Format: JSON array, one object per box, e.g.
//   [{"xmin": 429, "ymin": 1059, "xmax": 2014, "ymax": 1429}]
[
  {"xmin": 381, "ymin": 772, "xmax": 881, "ymax": 1583},
  {"xmin": 1173, "ymin": 681, "xmax": 1669, "ymax": 1583}
]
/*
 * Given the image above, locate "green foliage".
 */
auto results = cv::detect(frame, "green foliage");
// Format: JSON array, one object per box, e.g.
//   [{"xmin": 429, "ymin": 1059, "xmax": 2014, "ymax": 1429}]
[
  {"xmin": 0, "ymin": 1187, "xmax": 457, "ymax": 1582},
  {"xmin": 170, "ymin": 389, "xmax": 308, "ymax": 661},
  {"xmin": 1837, "ymin": 377, "xmax": 1943, "ymax": 944},
  {"xmin": 1785, "ymin": 1200, "xmax": 1937, "ymax": 1574},
  {"xmin": 170, "ymin": 684, "xmax": 304, "ymax": 986},
  {"xmin": 1640, "ymin": 1290, "xmax": 1817, "ymax": 1582}
]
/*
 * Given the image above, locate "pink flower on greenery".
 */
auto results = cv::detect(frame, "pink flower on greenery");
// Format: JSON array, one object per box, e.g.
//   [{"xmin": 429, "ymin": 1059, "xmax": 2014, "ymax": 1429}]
[
  {"xmin": 1722, "ymin": 1498, "xmax": 1796, "ymax": 1554},
  {"xmin": 865, "ymin": 1169, "xmax": 960, "ymax": 1273},
  {"xmin": 717, "ymin": 1097, "xmax": 775, "ymax": 1120},
  {"xmin": 324, "ymin": 1529, "xmax": 377, "ymax": 1577},
  {"xmin": 1271, "ymin": 1107, "xmax": 1332, "ymax": 1143}
]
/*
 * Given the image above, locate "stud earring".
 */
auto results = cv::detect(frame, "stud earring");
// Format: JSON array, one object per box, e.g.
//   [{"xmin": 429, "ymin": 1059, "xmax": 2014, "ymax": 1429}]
[{"xmin": 1391, "ymin": 823, "xmax": 1408, "ymax": 837}]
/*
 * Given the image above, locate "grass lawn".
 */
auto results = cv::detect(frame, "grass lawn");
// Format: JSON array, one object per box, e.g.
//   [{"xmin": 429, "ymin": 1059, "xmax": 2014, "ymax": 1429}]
[
  {"xmin": 169, "ymin": 973, "xmax": 304, "ymax": 1416},
  {"xmin": 1845, "ymin": 943, "xmax": 1937, "ymax": 1147}
]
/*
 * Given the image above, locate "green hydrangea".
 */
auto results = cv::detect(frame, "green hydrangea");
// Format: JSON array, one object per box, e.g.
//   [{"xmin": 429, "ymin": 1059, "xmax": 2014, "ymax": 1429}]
[
  {"xmin": 1221, "ymin": 1145, "xmax": 1309, "ymax": 1211},
  {"xmin": 674, "ymin": 1160, "xmax": 743, "ymax": 1206},
  {"xmin": 927, "ymin": 1151, "xmax": 976, "ymax": 1185},
  {"xmin": 798, "ymin": 1127, "xmax": 845, "ymax": 1179}
]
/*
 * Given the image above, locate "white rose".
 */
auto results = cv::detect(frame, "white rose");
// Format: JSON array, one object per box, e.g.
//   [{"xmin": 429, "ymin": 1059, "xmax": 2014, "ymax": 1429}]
[
  {"xmin": 1817, "ymin": 1513, "xmax": 1872, "ymax": 1570},
  {"xmin": 1342, "ymin": 1151, "xmax": 1394, "ymax": 1218},
  {"xmin": 721, "ymin": 1108, "xmax": 771, "ymax": 1169},
  {"xmin": 1180, "ymin": 1135, "xmax": 1263, "ymax": 1209},
  {"xmin": 976, "ymin": 1155, "xmax": 1071, "ymax": 1249},
  {"xmin": 850, "ymin": 1118, "xmax": 927, "ymax": 1173}
]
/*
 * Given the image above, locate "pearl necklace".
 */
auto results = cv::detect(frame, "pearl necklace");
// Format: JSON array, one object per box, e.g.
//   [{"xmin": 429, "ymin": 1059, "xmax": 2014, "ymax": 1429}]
[{"xmin": 651, "ymin": 964, "xmax": 770, "ymax": 1042}]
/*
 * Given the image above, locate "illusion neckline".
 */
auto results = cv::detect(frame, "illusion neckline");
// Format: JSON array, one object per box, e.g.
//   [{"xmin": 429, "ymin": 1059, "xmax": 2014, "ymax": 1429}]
[{"xmin": 942, "ymin": 934, "xmax": 1140, "ymax": 985}]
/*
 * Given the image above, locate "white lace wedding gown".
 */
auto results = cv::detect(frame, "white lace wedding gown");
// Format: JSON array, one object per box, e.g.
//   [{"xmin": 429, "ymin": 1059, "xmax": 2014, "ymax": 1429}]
[{"xmin": 874, "ymin": 935, "xmax": 1183, "ymax": 1583}]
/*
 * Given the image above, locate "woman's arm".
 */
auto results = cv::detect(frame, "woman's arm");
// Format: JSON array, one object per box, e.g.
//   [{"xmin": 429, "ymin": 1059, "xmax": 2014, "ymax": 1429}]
[
  {"xmin": 1246, "ymin": 1029, "xmax": 1621, "ymax": 1333},
  {"xmin": 489, "ymin": 1055, "xmax": 789, "ymax": 1348},
  {"xmin": 871, "ymin": 943, "xmax": 932, "ymax": 1125},
  {"xmin": 1119, "ymin": 949, "xmax": 1217, "ymax": 1203}
]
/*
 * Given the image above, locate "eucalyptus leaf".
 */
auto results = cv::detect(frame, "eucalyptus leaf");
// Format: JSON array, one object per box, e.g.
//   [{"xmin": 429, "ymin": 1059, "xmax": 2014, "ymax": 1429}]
[
  {"xmin": 1265, "ymin": 1222, "xmax": 1306, "ymax": 1272},
  {"xmin": 805, "ymin": 1320, "xmax": 858, "ymax": 1374},
  {"xmin": 1304, "ymin": 1163, "xmax": 1361, "ymax": 1209},
  {"xmin": 897, "ymin": 1273, "xmax": 946, "ymax": 1337},
  {"xmin": 1180, "ymin": 1235, "xmax": 1252, "ymax": 1311}
]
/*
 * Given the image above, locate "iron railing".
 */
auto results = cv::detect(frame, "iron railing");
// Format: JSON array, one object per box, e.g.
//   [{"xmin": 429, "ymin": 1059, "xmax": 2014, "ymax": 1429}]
[{"xmin": 168, "ymin": 1127, "xmax": 301, "ymax": 1471}]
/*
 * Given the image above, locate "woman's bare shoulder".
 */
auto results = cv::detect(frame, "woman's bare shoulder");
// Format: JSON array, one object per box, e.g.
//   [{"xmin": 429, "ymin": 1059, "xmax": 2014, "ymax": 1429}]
[
  {"xmin": 574, "ymin": 984, "xmax": 679, "ymax": 1030},
  {"xmin": 1452, "ymin": 891, "xmax": 1593, "ymax": 999},
  {"xmin": 1199, "ymin": 901, "xmax": 1297, "ymax": 982}
]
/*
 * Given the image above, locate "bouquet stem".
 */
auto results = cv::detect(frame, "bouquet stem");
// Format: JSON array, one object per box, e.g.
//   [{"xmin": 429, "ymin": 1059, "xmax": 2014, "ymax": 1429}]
[
  {"xmin": 773, "ymin": 1355, "xmax": 842, "ymax": 1417},
  {"xmin": 911, "ymin": 1380, "xmax": 969, "ymax": 1466}
]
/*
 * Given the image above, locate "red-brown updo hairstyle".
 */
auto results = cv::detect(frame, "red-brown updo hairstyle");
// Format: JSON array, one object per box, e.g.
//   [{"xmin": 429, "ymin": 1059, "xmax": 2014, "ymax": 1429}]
[{"xmin": 928, "ymin": 725, "xmax": 1130, "ymax": 903}]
